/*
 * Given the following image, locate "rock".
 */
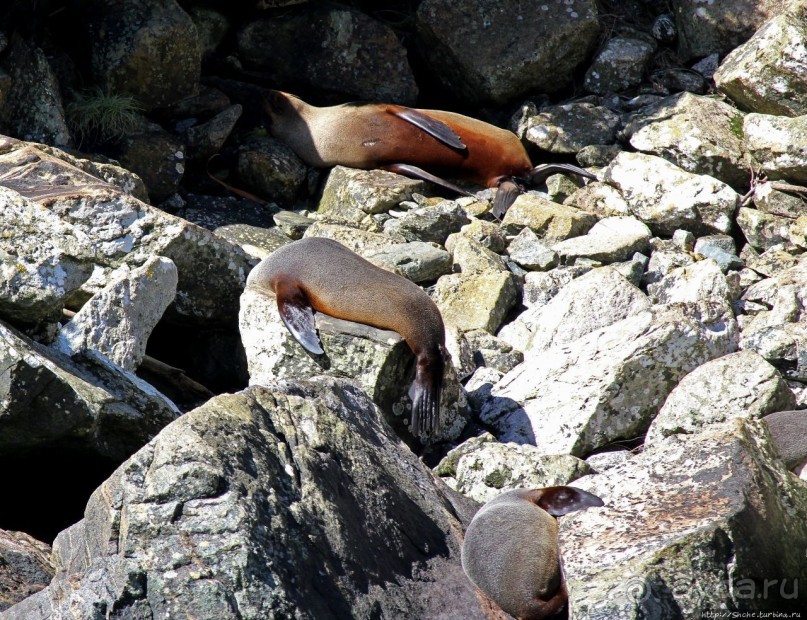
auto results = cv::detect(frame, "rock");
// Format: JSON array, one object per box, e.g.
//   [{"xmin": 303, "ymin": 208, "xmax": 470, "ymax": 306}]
[
  {"xmin": 239, "ymin": 286, "xmax": 468, "ymax": 443},
  {"xmin": 498, "ymin": 266, "xmax": 651, "ymax": 354},
  {"xmin": 364, "ymin": 242, "xmax": 452, "ymax": 283},
  {"xmin": 552, "ymin": 216, "xmax": 652, "ymax": 265},
  {"xmin": 643, "ymin": 243, "xmax": 696, "ymax": 287},
  {"xmin": 693, "ymin": 234, "xmax": 736, "ymax": 256},
  {"xmin": 584, "ymin": 37, "xmax": 656, "ymax": 95},
  {"xmin": 185, "ymin": 104, "xmax": 242, "ymax": 162},
  {"xmin": 185, "ymin": 6, "xmax": 229, "ymax": 61},
  {"xmin": 602, "ymin": 152, "xmax": 740, "ymax": 236},
  {"xmin": 53, "ymin": 257, "xmax": 178, "ymax": 371},
  {"xmin": 84, "ymin": 0, "xmax": 201, "ymax": 110},
  {"xmin": 236, "ymin": 136, "xmax": 307, "ymax": 205},
  {"xmin": 458, "ymin": 218, "xmax": 507, "ymax": 253},
  {"xmin": 516, "ymin": 103, "xmax": 621, "ymax": 153},
  {"xmin": 0, "ymin": 138, "xmax": 251, "ymax": 326},
  {"xmin": 754, "ymin": 181, "xmax": 807, "ymax": 218},
  {"xmin": 115, "ymin": 124, "xmax": 186, "ymax": 203},
  {"xmin": 691, "ymin": 53, "xmax": 720, "ymax": 79},
  {"xmin": 433, "ymin": 271, "xmax": 517, "ymax": 334},
  {"xmin": 0, "ymin": 38, "xmax": 70, "ymax": 146},
  {"xmin": 714, "ymin": 7, "xmax": 807, "ymax": 116},
  {"xmin": 481, "ymin": 303, "xmax": 737, "ymax": 453},
  {"xmin": 646, "ymin": 351, "xmax": 794, "ymax": 447},
  {"xmin": 576, "ymin": 144, "xmax": 623, "ymax": 167},
  {"xmin": 561, "ymin": 418, "xmax": 807, "ymax": 615},
  {"xmin": 384, "ymin": 200, "xmax": 470, "ymax": 244},
  {"xmin": 464, "ymin": 329, "xmax": 523, "ymax": 374},
  {"xmin": 544, "ymin": 173, "xmax": 582, "ymax": 203},
  {"xmin": 4, "ymin": 382, "xmax": 489, "ymax": 619},
  {"xmin": 791, "ymin": 214, "xmax": 807, "ymax": 249},
  {"xmin": 436, "ymin": 437, "xmax": 591, "ymax": 504},
  {"xmin": 647, "ymin": 259, "xmax": 736, "ymax": 314},
  {"xmin": 743, "ymin": 113, "xmax": 807, "ymax": 184},
  {"xmin": 465, "ymin": 366, "xmax": 504, "ymax": 413},
  {"xmin": 303, "ymin": 222, "xmax": 407, "ymax": 255},
  {"xmin": 0, "ymin": 320, "xmax": 179, "ymax": 460},
  {"xmin": 501, "ymin": 193, "xmax": 597, "ymax": 239},
  {"xmin": 237, "ymin": 7, "xmax": 417, "ymax": 104},
  {"xmin": 585, "ymin": 448, "xmax": 632, "ymax": 474},
  {"xmin": 415, "ymin": 0, "xmax": 600, "ymax": 103},
  {"xmin": 448, "ymin": 234, "xmax": 508, "ymax": 275},
  {"xmin": 319, "ymin": 166, "xmax": 428, "ymax": 223},
  {"xmin": 694, "ymin": 244, "xmax": 744, "ymax": 272},
  {"xmin": 651, "ymin": 67, "xmax": 709, "ymax": 95},
  {"xmin": 624, "ymin": 92, "xmax": 749, "ymax": 186},
  {"xmin": 566, "ymin": 182, "xmax": 631, "ymax": 219},
  {"xmin": 522, "ymin": 266, "xmax": 590, "ymax": 309},
  {"xmin": 506, "ymin": 227, "xmax": 559, "ymax": 271},
  {"xmin": 672, "ymin": 229, "xmax": 696, "ymax": 252},
  {"xmin": 737, "ymin": 206, "xmax": 793, "ymax": 251},
  {"xmin": 0, "ymin": 530, "xmax": 53, "ymax": 611}
]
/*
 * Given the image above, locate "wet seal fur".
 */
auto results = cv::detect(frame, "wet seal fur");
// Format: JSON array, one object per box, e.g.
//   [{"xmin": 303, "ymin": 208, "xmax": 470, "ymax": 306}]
[
  {"xmin": 262, "ymin": 90, "xmax": 596, "ymax": 218},
  {"xmin": 246, "ymin": 237, "xmax": 448, "ymax": 438},
  {"xmin": 461, "ymin": 487, "xmax": 604, "ymax": 619}
]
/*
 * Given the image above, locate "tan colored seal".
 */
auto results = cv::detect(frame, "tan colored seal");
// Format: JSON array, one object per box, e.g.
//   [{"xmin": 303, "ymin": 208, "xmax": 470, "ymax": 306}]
[
  {"xmin": 262, "ymin": 90, "xmax": 595, "ymax": 218},
  {"xmin": 461, "ymin": 487, "xmax": 603, "ymax": 619},
  {"xmin": 247, "ymin": 236, "xmax": 447, "ymax": 438}
]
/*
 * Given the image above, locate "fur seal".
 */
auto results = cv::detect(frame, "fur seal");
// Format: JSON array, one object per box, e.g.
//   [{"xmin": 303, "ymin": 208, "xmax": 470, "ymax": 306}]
[
  {"xmin": 763, "ymin": 409, "xmax": 807, "ymax": 471},
  {"xmin": 246, "ymin": 236, "xmax": 447, "ymax": 438},
  {"xmin": 262, "ymin": 90, "xmax": 596, "ymax": 218},
  {"xmin": 461, "ymin": 487, "xmax": 603, "ymax": 619}
]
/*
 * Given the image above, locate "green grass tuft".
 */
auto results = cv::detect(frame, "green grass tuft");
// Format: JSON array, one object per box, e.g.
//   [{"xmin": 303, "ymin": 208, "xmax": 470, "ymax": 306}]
[{"xmin": 67, "ymin": 87, "xmax": 142, "ymax": 145}]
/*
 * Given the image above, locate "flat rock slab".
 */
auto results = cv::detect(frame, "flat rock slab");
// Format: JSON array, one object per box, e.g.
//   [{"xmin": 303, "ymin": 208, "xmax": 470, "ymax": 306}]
[
  {"xmin": 0, "ymin": 530, "xmax": 53, "ymax": 611},
  {"xmin": 2, "ymin": 381, "xmax": 488, "ymax": 620},
  {"xmin": 560, "ymin": 419, "xmax": 807, "ymax": 616}
]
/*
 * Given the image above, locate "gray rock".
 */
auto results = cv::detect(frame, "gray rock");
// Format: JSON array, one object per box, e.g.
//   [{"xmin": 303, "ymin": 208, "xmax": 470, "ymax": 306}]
[
  {"xmin": 303, "ymin": 222, "xmax": 407, "ymax": 255},
  {"xmin": 185, "ymin": 104, "xmax": 242, "ymax": 163},
  {"xmin": 545, "ymin": 173, "xmax": 583, "ymax": 203},
  {"xmin": 433, "ymin": 270, "xmax": 518, "ymax": 334},
  {"xmin": 643, "ymin": 246, "xmax": 696, "ymax": 287},
  {"xmin": 384, "ymin": 200, "xmax": 470, "ymax": 244},
  {"xmin": 743, "ymin": 113, "xmax": 807, "ymax": 183},
  {"xmin": 566, "ymin": 182, "xmax": 631, "ymax": 219},
  {"xmin": 791, "ymin": 214, "xmax": 807, "ymax": 249},
  {"xmin": 611, "ymin": 252, "xmax": 648, "ymax": 287},
  {"xmin": 239, "ymin": 286, "xmax": 468, "ymax": 443},
  {"xmin": 436, "ymin": 438, "xmax": 591, "ymax": 504},
  {"xmin": 585, "ymin": 449, "xmax": 632, "ymax": 474},
  {"xmin": 0, "ymin": 530, "xmax": 53, "ymax": 612},
  {"xmin": 522, "ymin": 266, "xmax": 590, "ymax": 309},
  {"xmin": 498, "ymin": 266, "xmax": 650, "ymax": 354},
  {"xmin": 714, "ymin": 7, "xmax": 807, "ymax": 116},
  {"xmin": 115, "ymin": 123, "xmax": 186, "ymax": 204},
  {"xmin": 236, "ymin": 136, "xmax": 307, "ymax": 205},
  {"xmin": 694, "ymin": 234, "xmax": 736, "ymax": 255},
  {"xmin": 458, "ymin": 218, "xmax": 507, "ymax": 253},
  {"xmin": 506, "ymin": 227, "xmax": 559, "ymax": 271},
  {"xmin": 501, "ymin": 193, "xmax": 598, "ymax": 239},
  {"xmin": 482, "ymin": 303, "xmax": 737, "ymax": 453},
  {"xmin": 517, "ymin": 103, "xmax": 621, "ymax": 153},
  {"xmin": 746, "ymin": 246, "xmax": 799, "ymax": 277},
  {"xmin": 365, "ymin": 242, "xmax": 452, "ymax": 283},
  {"xmin": 86, "ymin": 0, "xmax": 201, "ymax": 110},
  {"xmin": 464, "ymin": 366, "xmax": 504, "ymax": 413},
  {"xmin": 185, "ymin": 6, "xmax": 229, "ymax": 61},
  {"xmin": 648, "ymin": 259, "xmax": 737, "ymax": 315},
  {"xmin": 3, "ymin": 382, "xmax": 490, "ymax": 619},
  {"xmin": 415, "ymin": 0, "xmax": 600, "ymax": 103},
  {"xmin": 625, "ymin": 92, "xmax": 749, "ymax": 186},
  {"xmin": 238, "ymin": 7, "xmax": 417, "ymax": 104},
  {"xmin": 448, "ymin": 234, "xmax": 508, "ymax": 275},
  {"xmin": 584, "ymin": 37, "xmax": 656, "ymax": 95},
  {"xmin": 694, "ymin": 245, "xmax": 744, "ymax": 272},
  {"xmin": 552, "ymin": 216, "xmax": 652, "ymax": 265},
  {"xmin": 646, "ymin": 350, "xmax": 794, "ymax": 447},
  {"xmin": 737, "ymin": 206, "xmax": 793, "ymax": 251},
  {"xmin": 672, "ymin": 229, "xmax": 696, "ymax": 252},
  {"xmin": 562, "ymin": 418, "xmax": 807, "ymax": 615},
  {"xmin": 602, "ymin": 152, "xmax": 740, "ymax": 236},
  {"xmin": 0, "ymin": 38, "xmax": 70, "ymax": 146},
  {"xmin": 53, "ymin": 257, "xmax": 178, "ymax": 371},
  {"xmin": 0, "ymin": 320, "xmax": 179, "ymax": 460},
  {"xmin": 464, "ymin": 329, "xmax": 524, "ymax": 374},
  {"xmin": 691, "ymin": 53, "xmax": 720, "ymax": 79},
  {"xmin": 271, "ymin": 210, "xmax": 312, "ymax": 240},
  {"xmin": 754, "ymin": 181, "xmax": 807, "ymax": 218},
  {"xmin": 576, "ymin": 144, "xmax": 623, "ymax": 167}
]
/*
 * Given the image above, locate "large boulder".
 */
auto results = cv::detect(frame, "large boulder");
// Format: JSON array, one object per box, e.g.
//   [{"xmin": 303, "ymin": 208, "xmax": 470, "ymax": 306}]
[{"xmin": 0, "ymin": 530, "xmax": 53, "ymax": 612}]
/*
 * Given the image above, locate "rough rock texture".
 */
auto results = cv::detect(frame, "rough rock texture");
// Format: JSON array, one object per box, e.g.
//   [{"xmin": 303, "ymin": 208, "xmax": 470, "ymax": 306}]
[
  {"xmin": 3, "ymin": 382, "xmax": 488, "ymax": 620},
  {"xmin": 743, "ymin": 113, "xmax": 807, "ymax": 183},
  {"xmin": 416, "ymin": 0, "xmax": 600, "ymax": 103},
  {"xmin": 625, "ymin": 92, "xmax": 749, "ymax": 186},
  {"xmin": 714, "ymin": 7, "xmax": 807, "ymax": 116},
  {"xmin": 602, "ymin": 152, "xmax": 739, "ymax": 236},
  {"xmin": 53, "ymin": 257, "xmax": 178, "ymax": 371},
  {"xmin": 647, "ymin": 259, "xmax": 736, "ymax": 314},
  {"xmin": 0, "ymin": 530, "xmax": 53, "ymax": 612},
  {"xmin": 239, "ymin": 287, "xmax": 468, "ymax": 443},
  {"xmin": 481, "ymin": 303, "xmax": 737, "ymax": 454},
  {"xmin": 236, "ymin": 137, "xmax": 307, "ymax": 205},
  {"xmin": 84, "ymin": 0, "xmax": 202, "ymax": 110},
  {"xmin": 584, "ymin": 37, "xmax": 655, "ymax": 95},
  {"xmin": 238, "ymin": 7, "xmax": 418, "ymax": 104},
  {"xmin": 736, "ymin": 206, "xmax": 793, "ymax": 251},
  {"xmin": 561, "ymin": 419, "xmax": 807, "ymax": 616},
  {"xmin": 517, "ymin": 103, "xmax": 621, "ymax": 153},
  {"xmin": 646, "ymin": 350, "xmax": 795, "ymax": 447},
  {"xmin": 501, "ymin": 193, "xmax": 597, "ymax": 239},
  {"xmin": 433, "ymin": 271, "xmax": 517, "ymax": 334},
  {"xmin": 365, "ymin": 242, "xmax": 452, "ymax": 283},
  {"xmin": 551, "ymin": 216, "xmax": 651, "ymax": 265},
  {"xmin": 0, "ymin": 320, "xmax": 180, "ymax": 460},
  {"xmin": 185, "ymin": 104, "xmax": 242, "ymax": 163}
]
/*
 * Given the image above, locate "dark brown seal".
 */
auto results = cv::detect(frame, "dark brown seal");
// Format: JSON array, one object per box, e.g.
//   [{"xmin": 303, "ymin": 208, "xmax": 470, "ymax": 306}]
[
  {"xmin": 246, "ymin": 237, "xmax": 447, "ymax": 438},
  {"xmin": 262, "ymin": 90, "xmax": 595, "ymax": 218},
  {"xmin": 461, "ymin": 487, "xmax": 603, "ymax": 620}
]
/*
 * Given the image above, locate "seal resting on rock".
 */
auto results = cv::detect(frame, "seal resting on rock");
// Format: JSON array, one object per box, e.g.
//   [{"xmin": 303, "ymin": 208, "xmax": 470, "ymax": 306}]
[
  {"xmin": 246, "ymin": 237, "xmax": 448, "ymax": 438},
  {"xmin": 461, "ymin": 486, "xmax": 604, "ymax": 619},
  {"xmin": 262, "ymin": 90, "xmax": 596, "ymax": 218}
]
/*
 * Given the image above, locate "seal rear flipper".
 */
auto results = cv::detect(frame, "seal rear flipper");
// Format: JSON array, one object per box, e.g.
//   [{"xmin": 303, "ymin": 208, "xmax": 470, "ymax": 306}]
[
  {"xmin": 529, "ymin": 163, "xmax": 597, "ymax": 186},
  {"xmin": 386, "ymin": 106, "xmax": 467, "ymax": 151},
  {"xmin": 532, "ymin": 486, "xmax": 604, "ymax": 516},
  {"xmin": 523, "ymin": 587, "xmax": 568, "ymax": 620},
  {"xmin": 384, "ymin": 163, "xmax": 474, "ymax": 197},
  {"xmin": 274, "ymin": 279, "xmax": 325, "ymax": 355},
  {"xmin": 492, "ymin": 180, "xmax": 521, "ymax": 219},
  {"xmin": 409, "ymin": 370, "xmax": 442, "ymax": 439}
]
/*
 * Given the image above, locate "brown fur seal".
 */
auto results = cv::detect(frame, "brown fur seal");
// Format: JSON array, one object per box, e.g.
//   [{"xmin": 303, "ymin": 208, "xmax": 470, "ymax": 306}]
[
  {"xmin": 461, "ymin": 487, "xmax": 603, "ymax": 619},
  {"xmin": 763, "ymin": 409, "xmax": 807, "ymax": 471},
  {"xmin": 246, "ymin": 236, "xmax": 447, "ymax": 438},
  {"xmin": 262, "ymin": 90, "xmax": 596, "ymax": 218}
]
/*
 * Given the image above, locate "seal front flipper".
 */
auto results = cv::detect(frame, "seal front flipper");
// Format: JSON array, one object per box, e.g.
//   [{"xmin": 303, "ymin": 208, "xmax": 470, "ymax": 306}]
[
  {"xmin": 492, "ymin": 179, "xmax": 522, "ymax": 219},
  {"xmin": 532, "ymin": 486, "xmax": 604, "ymax": 516},
  {"xmin": 384, "ymin": 163, "xmax": 475, "ymax": 198},
  {"xmin": 274, "ymin": 279, "xmax": 325, "ymax": 355},
  {"xmin": 386, "ymin": 106, "xmax": 467, "ymax": 151}
]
